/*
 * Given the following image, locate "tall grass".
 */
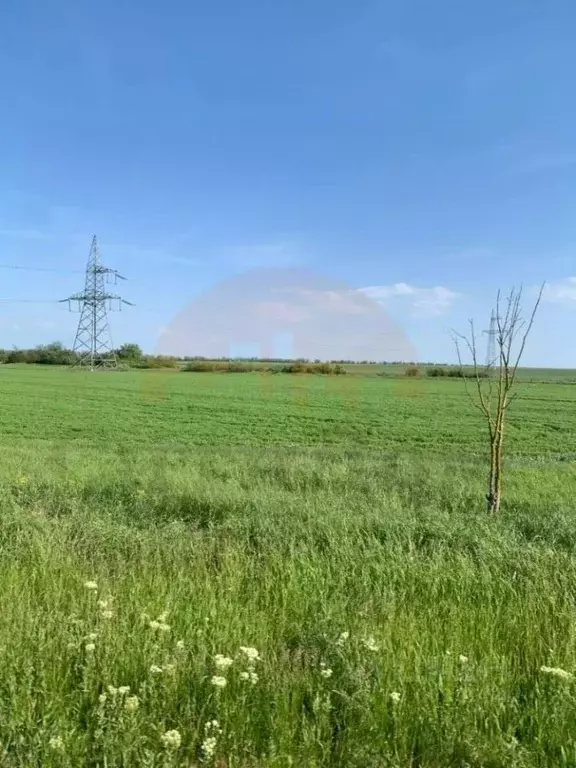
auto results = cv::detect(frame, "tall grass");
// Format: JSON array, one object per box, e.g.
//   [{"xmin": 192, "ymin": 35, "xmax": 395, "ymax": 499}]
[{"xmin": 1, "ymin": 439, "xmax": 576, "ymax": 766}]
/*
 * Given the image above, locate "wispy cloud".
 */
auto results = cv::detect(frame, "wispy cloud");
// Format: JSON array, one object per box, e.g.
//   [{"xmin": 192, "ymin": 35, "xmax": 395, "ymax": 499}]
[
  {"xmin": 222, "ymin": 241, "xmax": 304, "ymax": 269},
  {"xmin": 542, "ymin": 277, "xmax": 576, "ymax": 303},
  {"xmin": 359, "ymin": 283, "xmax": 460, "ymax": 317},
  {"xmin": 166, "ymin": 255, "xmax": 202, "ymax": 267}
]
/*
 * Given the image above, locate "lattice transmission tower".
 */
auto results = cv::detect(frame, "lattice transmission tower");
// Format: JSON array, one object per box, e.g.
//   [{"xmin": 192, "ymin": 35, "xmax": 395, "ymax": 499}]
[
  {"xmin": 61, "ymin": 235, "xmax": 132, "ymax": 370},
  {"xmin": 482, "ymin": 310, "xmax": 498, "ymax": 369}
]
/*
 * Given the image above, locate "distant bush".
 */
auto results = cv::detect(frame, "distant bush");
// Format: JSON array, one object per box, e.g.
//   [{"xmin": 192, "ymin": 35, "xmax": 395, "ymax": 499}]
[
  {"xmin": 182, "ymin": 360, "xmax": 346, "ymax": 375},
  {"xmin": 426, "ymin": 366, "xmax": 488, "ymax": 379},
  {"xmin": 276, "ymin": 362, "xmax": 346, "ymax": 375},
  {"xmin": 404, "ymin": 365, "xmax": 421, "ymax": 377},
  {"xmin": 182, "ymin": 361, "xmax": 256, "ymax": 373},
  {"xmin": 135, "ymin": 356, "xmax": 178, "ymax": 369}
]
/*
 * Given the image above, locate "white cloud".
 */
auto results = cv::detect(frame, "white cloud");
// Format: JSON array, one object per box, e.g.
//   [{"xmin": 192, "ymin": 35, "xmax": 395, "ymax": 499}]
[
  {"xmin": 359, "ymin": 283, "xmax": 460, "ymax": 317},
  {"xmin": 542, "ymin": 277, "xmax": 576, "ymax": 302}
]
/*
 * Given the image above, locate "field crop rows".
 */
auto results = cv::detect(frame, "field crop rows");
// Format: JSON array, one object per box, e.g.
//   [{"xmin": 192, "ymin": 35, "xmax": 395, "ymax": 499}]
[{"xmin": 0, "ymin": 365, "xmax": 575, "ymax": 766}]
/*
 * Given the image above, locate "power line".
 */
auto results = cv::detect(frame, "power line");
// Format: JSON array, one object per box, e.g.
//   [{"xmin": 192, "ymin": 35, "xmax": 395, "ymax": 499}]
[
  {"xmin": 0, "ymin": 264, "xmax": 82, "ymax": 274},
  {"xmin": 0, "ymin": 299, "xmax": 61, "ymax": 304}
]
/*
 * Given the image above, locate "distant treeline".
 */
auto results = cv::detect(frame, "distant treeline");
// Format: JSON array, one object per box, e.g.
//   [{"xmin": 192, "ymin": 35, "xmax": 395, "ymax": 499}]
[
  {"xmin": 182, "ymin": 361, "xmax": 347, "ymax": 375},
  {"xmin": 0, "ymin": 342, "xmax": 458, "ymax": 374}
]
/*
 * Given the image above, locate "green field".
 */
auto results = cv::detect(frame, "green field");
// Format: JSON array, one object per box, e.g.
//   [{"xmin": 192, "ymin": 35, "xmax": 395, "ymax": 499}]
[{"xmin": 1, "ymin": 365, "xmax": 576, "ymax": 766}]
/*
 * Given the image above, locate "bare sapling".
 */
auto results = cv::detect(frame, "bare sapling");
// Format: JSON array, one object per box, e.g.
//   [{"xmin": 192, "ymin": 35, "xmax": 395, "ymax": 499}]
[{"xmin": 453, "ymin": 284, "xmax": 544, "ymax": 514}]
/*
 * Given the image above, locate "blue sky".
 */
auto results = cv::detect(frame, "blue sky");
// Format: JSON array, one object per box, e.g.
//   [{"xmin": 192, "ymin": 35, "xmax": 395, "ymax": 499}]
[{"xmin": 1, "ymin": 0, "xmax": 575, "ymax": 364}]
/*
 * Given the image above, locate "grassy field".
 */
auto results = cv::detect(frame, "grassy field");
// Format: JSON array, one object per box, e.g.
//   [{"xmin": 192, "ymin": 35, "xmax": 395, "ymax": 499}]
[{"xmin": 0, "ymin": 365, "xmax": 576, "ymax": 766}]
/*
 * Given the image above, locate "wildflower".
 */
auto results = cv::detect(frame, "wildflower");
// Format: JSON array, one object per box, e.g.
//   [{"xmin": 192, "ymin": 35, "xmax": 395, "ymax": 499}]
[
  {"xmin": 101, "ymin": 610, "xmax": 114, "ymax": 620},
  {"xmin": 240, "ymin": 670, "xmax": 259, "ymax": 684},
  {"xmin": 18, "ymin": 476, "xmax": 29, "ymax": 485},
  {"xmin": 211, "ymin": 675, "xmax": 227, "ymax": 688},
  {"xmin": 149, "ymin": 619, "xmax": 171, "ymax": 633},
  {"xmin": 540, "ymin": 665, "xmax": 574, "ymax": 681},
  {"xmin": 320, "ymin": 667, "xmax": 333, "ymax": 679},
  {"xmin": 206, "ymin": 720, "xmax": 221, "ymax": 733},
  {"xmin": 239, "ymin": 646, "xmax": 260, "ymax": 663},
  {"xmin": 459, "ymin": 655, "xmax": 469, "ymax": 664},
  {"xmin": 201, "ymin": 736, "xmax": 218, "ymax": 759},
  {"xmin": 107, "ymin": 685, "xmax": 118, "ymax": 697},
  {"xmin": 362, "ymin": 636, "xmax": 380, "ymax": 652},
  {"xmin": 161, "ymin": 729, "xmax": 182, "ymax": 750},
  {"xmin": 98, "ymin": 693, "xmax": 107, "ymax": 705},
  {"xmin": 118, "ymin": 686, "xmax": 130, "ymax": 696},
  {"xmin": 214, "ymin": 654, "xmax": 234, "ymax": 670},
  {"xmin": 336, "ymin": 631, "xmax": 349, "ymax": 646},
  {"xmin": 85, "ymin": 643, "xmax": 96, "ymax": 654},
  {"xmin": 49, "ymin": 736, "xmax": 65, "ymax": 752},
  {"xmin": 124, "ymin": 695, "xmax": 139, "ymax": 713},
  {"xmin": 84, "ymin": 581, "xmax": 98, "ymax": 591},
  {"xmin": 67, "ymin": 642, "xmax": 76, "ymax": 651},
  {"xmin": 175, "ymin": 640, "xmax": 185, "ymax": 652},
  {"xmin": 150, "ymin": 665, "xmax": 163, "ymax": 675},
  {"xmin": 98, "ymin": 599, "xmax": 110, "ymax": 610},
  {"xmin": 87, "ymin": 632, "xmax": 98, "ymax": 641},
  {"xmin": 390, "ymin": 691, "xmax": 401, "ymax": 704}
]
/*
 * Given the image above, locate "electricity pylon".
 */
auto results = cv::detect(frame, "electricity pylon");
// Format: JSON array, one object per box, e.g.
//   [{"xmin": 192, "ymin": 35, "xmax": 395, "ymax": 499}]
[
  {"xmin": 482, "ymin": 310, "xmax": 498, "ymax": 369},
  {"xmin": 61, "ymin": 235, "xmax": 132, "ymax": 370}
]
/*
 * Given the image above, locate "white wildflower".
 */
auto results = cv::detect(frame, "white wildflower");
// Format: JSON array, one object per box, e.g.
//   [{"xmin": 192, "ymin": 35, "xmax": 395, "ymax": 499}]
[
  {"xmin": 540, "ymin": 665, "xmax": 574, "ymax": 681},
  {"xmin": 211, "ymin": 675, "xmax": 227, "ymax": 688},
  {"xmin": 118, "ymin": 686, "xmax": 130, "ymax": 696},
  {"xmin": 201, "ymin": 736, "xmax": 218, "ymax": 759},
  {"xmin": 98, "ymin": 599, "xmax": 110, "ymax": 610},
  {"xmin": 206, "ymin": 719, "xmax": 221, "ymax": 733},
  {"xmin": 85, "ymin": 642, "xmax": 96, "ymax": 654},
  {"xmin": 49, "ymin": 736, "xmax": 65, "ymax": 752},
  {"xmin": 107, "ymin": 685, "xmax": 118, "ymax": 697},
  {"xmin": 459, "ymin": 655, "xmax": 469, "ymax": 664},
  {"xmin": 362, "ymin": 636, "xmax": 380, "ymax": 652},
  {"xmin": 239, "ymin": 670, "xmax": 259, "ymax": 684},
  {"xmin": 149, "ymin": 619, "xmax": 171, "ymax": 633},
  {"xmin": 320, "ymin": 667, "xmax": 333, "ymax": 679},
  {"xmin": 239, "ymin": 646, "xmax": 260, "ymax": 662},
  {"xmin": 84, "ymin": 581, "xmax": 98, "ymax": 591},
  {"xmin": 176, "ymin": 640, "xmax": 185, "ymax": 651},
  {"xmin": 87, "ymin": 632, "xmax": 98, "ymax": 641},
  {"xmin": 214, "ymin": 654, "xmax": 234, "ymax": 670},
  {"xmin": 101, "ymin": 610, "xmax": 114, "ymax": 620},
  {"xmin": 390, "ymin": 691, "xmax": 401, "ymax": 703},
  {"xmin": 150, "ymin": 664, "xmax": 163, "ymax": 675},
  {"xmin": 124, "ymin": 695, "xmax": 139, "ymax": 713},
  {"xmin": 161, "ymin": 729, "xmax": 182, "ymax": 750},
  {"xmin": 98, "ymin": 693, "xmax": 107, "ymax": 705},
  {"xmin": 336, "ymin": 631, "xmax": 349, "ymax": 646}
]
